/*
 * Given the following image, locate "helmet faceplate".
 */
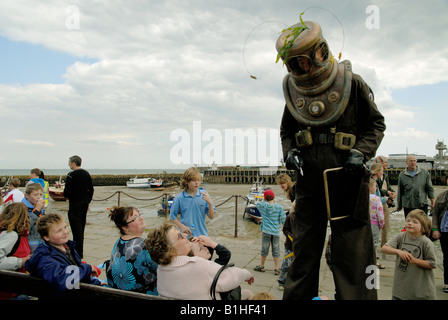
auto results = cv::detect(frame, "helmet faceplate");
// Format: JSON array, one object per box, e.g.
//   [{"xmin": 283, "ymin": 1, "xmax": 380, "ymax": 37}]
[{"xmin": 276, "ymin": 21, "xmax": 336, "ymax": 95}]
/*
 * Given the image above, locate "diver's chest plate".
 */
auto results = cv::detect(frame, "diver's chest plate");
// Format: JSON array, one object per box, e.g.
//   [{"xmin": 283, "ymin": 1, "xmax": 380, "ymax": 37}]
[{"xmin": 283, "ymin": 60, "xmax": 352, "ymax": 127}]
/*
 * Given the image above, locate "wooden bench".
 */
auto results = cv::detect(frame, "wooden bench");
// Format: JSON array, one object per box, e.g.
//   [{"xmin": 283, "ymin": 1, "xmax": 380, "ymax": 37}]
[{"xmin": 0, "ymin": 269, "xmax": 166, "ymax": 300}]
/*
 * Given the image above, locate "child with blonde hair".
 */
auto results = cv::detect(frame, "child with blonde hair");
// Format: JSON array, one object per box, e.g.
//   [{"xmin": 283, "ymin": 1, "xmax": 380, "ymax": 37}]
[
  {"xmin": 25, "ymin": 213, "xmax": 102, "ymax": 295},
  {"xmin": 381, "ymin": 209, "xmax": 436, "ymax": 300},
  {"xmin": 21, "ymin": 183, "xmax": 45, "ymax": 252},
  {"xmin": 169, "ymin": 167, "xmax": 216, "ymax": 237}
]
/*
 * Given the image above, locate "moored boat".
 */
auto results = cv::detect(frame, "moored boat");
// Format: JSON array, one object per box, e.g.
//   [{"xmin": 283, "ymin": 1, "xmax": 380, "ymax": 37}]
[
  {"xmin": 243, "ymin": 179, "xmax": 266, "ymax": 224},
  {"xmin": 49, "ymin": 178, "xmax": 65, "ymax": 201},
  {"xmin": 150, "ymin": 179, "xmax": 163, "ymax": 188},
  {"xmin": 157, "ymin": 194, "xmax": 175, "ymax": 216},
  {"xmin": 126, "ymin": 177, "xmax": 152, "ymax": 188}
]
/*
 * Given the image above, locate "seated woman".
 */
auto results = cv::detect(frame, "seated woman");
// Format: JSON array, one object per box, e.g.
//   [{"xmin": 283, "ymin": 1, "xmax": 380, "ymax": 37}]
[
  {"xmin": 0, "ymin": 202, "xmax": 31, "ymax": 300},
  {"xmin": 145, "ymin": 223, "xmax": 254, "ymax": 300},
  {"xmin": 106, "ymin": 206, "xmax": 158, "ymax": 295}
]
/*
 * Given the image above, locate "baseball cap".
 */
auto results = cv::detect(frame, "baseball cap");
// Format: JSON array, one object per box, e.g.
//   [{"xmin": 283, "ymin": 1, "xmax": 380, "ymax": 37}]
[{"xmin": 264, "ymin": 189, "xmax": 275, "ymax": 201}]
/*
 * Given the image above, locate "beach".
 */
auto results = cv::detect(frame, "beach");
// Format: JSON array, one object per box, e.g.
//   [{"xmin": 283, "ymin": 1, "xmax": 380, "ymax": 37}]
[{"xmin": 44, "ymin": 183, "xmax": 448, "ymax": 300}]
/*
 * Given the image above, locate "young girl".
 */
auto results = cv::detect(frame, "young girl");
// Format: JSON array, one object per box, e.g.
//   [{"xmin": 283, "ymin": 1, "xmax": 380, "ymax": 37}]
[
  {"xmin": 381, "ymin": 209, "xmax": 437, "ymax": 300},
  {"xmin": 169, "ymin": 167, "xmax": 215, "ymax": 237},
  {"xmin": 369, "ymin": 178, "xmax": 384, "ymax": 268},
  {"xmin": 0, "ymin": 202, "xmax": 31, "ymax": 270},
  {"xmin": 0, "ymin": 202, "xmax": 31, "ymax": 299}
]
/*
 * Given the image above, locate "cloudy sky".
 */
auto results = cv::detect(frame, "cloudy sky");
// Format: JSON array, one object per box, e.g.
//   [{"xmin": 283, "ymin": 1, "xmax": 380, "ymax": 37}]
[{"xmin": 0, "ymin": 0, "xmax": 447, "ymax": 170}]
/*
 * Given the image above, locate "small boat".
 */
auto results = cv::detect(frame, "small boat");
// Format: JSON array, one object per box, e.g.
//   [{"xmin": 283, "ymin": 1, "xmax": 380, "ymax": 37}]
[
  {"xmin": 150, "ymin": 179, "xmax": 163, "ymax": 188},
  {"xmin": 157, "ymin": 194, "xmax": 175, "ymax": 216},
  {"xmin": 243, "ymin": 179, "xmax": 266, "ymax": 224},
  {"xmin": 126, "ymin": 177, "xmax": 152, "ymax": 188},
  {"xmin": 49, "ymin": 178, "xmax": 65, "ymax": 201}
]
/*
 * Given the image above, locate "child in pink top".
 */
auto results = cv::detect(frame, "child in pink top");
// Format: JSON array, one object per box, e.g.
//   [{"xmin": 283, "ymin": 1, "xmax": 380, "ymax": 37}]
[{"xmin": 369, "ymin": 178, "xmax": 385, "ymax": 268}]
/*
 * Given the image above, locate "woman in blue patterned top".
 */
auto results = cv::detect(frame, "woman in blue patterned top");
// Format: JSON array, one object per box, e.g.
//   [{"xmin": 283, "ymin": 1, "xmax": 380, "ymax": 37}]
[{"xmin": 106, "ymin": 206, "xmax": 158, "ymax": 295}]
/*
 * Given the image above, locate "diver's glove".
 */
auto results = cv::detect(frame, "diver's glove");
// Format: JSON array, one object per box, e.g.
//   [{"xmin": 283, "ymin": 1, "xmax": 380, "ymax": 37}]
[
  {"xmin": 344, "ymin": 149, "xmax": 365, "ymax": 176},
  {"xmin": 285, "ymin": 148, "xmax": 304, "ymax": 175}
]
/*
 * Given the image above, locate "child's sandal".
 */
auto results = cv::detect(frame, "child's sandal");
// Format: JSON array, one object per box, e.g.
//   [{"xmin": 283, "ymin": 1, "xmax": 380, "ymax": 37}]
[
  {"xmin": 254, "ymin": 265, "xmax": 265, "ymax": 272},
  {"xmin": 274, "ymin": 269, "xmax": 280, "ymax": 275}
]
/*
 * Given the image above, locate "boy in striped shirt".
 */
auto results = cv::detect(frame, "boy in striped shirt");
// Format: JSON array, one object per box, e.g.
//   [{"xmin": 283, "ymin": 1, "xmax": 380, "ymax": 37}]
[{"xmin": 254, "ymin": 189, "xmax": 286, "ymax": 275}]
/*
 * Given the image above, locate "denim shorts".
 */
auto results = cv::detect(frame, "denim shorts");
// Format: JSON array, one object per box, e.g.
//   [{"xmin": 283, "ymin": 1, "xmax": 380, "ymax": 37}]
[{"xmin": 261, "ymin": 232, "xmax": 280, "ymax": 257}]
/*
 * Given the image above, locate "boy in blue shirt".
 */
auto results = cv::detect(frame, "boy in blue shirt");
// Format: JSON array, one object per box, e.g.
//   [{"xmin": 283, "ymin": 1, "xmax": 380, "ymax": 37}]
[
  {"xmin": 254, "ymin": 189, "xmax": 286, "ymax": 275},
  {"xmin": 169, "ymin": 167, "xmax": 216, "ymax": 237}
]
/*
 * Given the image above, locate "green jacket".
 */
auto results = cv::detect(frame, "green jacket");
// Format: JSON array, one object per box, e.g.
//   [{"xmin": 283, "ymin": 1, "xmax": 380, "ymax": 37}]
[{"xmin": 397, "ymin": 167, "xmax": 434, "ymax": 211}]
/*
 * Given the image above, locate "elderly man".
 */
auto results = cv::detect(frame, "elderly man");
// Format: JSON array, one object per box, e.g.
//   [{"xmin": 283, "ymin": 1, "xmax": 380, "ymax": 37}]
[{"xmin": 397, "ymin": 155, "xmax": 435, "ymax": 218}]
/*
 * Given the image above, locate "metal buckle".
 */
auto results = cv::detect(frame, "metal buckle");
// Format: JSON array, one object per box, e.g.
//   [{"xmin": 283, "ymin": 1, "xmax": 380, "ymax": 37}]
[{"xmin": 334, "ymin": 132, "xmax": 356, "ymax": 150}]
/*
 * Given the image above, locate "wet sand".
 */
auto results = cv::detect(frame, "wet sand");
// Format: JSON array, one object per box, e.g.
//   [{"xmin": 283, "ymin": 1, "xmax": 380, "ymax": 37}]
[{"xmin": 47, "ymin": 183, "xmax": 293, "ymax": 241}]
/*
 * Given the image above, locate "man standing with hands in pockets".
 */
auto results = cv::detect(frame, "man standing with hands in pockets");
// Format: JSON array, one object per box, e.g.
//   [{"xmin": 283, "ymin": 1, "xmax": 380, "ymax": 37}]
[{"xmin": 63, "ymin": 155, "xmax": 94, "ymax": 259}]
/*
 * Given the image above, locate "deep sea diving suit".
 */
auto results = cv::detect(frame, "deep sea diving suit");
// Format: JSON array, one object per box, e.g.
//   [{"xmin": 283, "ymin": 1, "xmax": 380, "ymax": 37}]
[{"xmin": 277, "ymin": 21, "xmax": 386, "ymax": 300}]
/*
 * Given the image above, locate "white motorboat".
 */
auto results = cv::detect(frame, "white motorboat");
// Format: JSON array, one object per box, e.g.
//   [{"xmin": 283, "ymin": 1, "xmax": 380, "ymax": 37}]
[
  {"xmin": 243, "ymin": 178, "xmax": 265, "ymax": 224},
  {"xmin": 126, "ymin": 176, "xmax": 152, "ymax": 188}
]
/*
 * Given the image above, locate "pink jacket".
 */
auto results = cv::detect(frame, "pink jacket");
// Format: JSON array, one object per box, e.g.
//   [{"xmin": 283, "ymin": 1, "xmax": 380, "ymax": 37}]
[
  {"xmin": 157, "ymin": 255, "xmax": 253, "ymax": 300},
  {"xmin": 369, "ymin": 194, "xmax": 385, "ymax": 228}
]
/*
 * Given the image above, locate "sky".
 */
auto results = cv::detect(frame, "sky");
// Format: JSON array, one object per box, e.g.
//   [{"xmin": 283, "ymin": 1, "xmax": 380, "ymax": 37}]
[{"xmin": 0, "ymin": 0, "xmax": 447, "ymax": 170}]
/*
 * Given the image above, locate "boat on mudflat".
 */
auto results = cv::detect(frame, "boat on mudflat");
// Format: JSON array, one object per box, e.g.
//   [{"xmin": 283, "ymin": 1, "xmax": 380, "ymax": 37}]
[
  {"xmin": 126, "ymin": 177, "xmax": 152, "ymax": 188},
  {"xmin": 49, "ymin": 179, "xmax": 65, "ymax": 201},
  {"xmin": 150, "ymin": 179, "xmax": 163, "ymax": 188},
  {"xmin": 243, "ymin": 179, "xmax": 266, "ymax": 224},
  {"xmin": 157, "ymin": 194, "xmax": 174, "ymax": 216}
]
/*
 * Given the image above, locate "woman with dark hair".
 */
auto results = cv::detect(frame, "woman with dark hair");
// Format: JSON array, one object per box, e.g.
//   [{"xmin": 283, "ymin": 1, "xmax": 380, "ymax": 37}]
[{"xmin": 106, "ymin": 206, "xmax": 158, "ymax": 295}]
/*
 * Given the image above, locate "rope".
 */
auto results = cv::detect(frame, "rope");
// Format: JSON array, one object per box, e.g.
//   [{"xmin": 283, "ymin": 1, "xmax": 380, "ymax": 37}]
[
  {"xmin": 92, "ymin": 191, "xmax": 165, "ymax": 202},
  {"xmin": 120, "ymin": 192, "xmax": 165, "ymax": 201},
  {"xmin": 92, "ymin": 191, "xmax": 247, "ymax": 207},
  {"xmin": 214, "ymin": 196, "xmax": 235, "ymax": 208},
  {"xmin": 92, "ymin": 191, "xmax": 121, "ymax": 201}
]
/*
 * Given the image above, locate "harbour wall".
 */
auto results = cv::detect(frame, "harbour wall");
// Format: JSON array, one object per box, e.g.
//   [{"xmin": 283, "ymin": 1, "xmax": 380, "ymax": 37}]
[
  {"xmin": 202, "ymin": 168, "xmax": 448, "ymax": 186},
  {"xmin": 1, "ymin": 168, "xmax": 447, "ymax": 187}
]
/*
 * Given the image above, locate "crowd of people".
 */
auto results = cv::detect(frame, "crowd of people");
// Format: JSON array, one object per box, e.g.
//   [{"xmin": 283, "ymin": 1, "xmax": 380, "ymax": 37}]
[{"xmin": 0, "ymin": 156, "xmax": 447, "ymax": 300}]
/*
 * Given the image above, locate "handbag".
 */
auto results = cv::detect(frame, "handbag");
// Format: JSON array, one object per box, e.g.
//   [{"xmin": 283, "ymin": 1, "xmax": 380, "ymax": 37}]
[{"xmin": 210, "ymin": 263, "xmax": 242, "ymax": 300}]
